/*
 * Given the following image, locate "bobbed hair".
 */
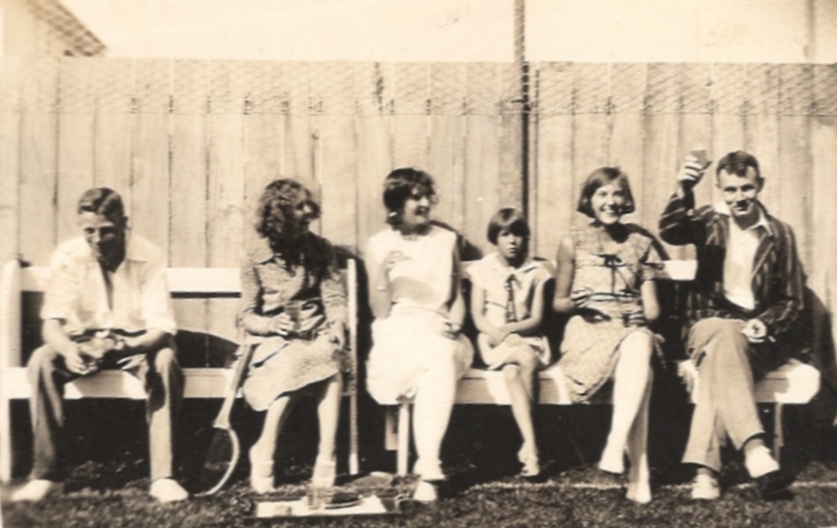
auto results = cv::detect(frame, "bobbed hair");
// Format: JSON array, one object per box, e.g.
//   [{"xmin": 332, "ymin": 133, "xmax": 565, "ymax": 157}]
[
  {"xmin": 487, "ymin": 208, "xmax": 530, "ymax": 251},
  {"xmin": 576, "ymin": 167, "xmax": 636, "ymax": 219},
  {"xmin": 77, "ymin": 187, "xmax": 126, "ymax": 225},
  {"xmin": 715, "ymin": 150, "xmax": 762, "ymax": 183},
  {"xmin": 382, "ymin": 168, "xmax": 438, "ymax": 226}
]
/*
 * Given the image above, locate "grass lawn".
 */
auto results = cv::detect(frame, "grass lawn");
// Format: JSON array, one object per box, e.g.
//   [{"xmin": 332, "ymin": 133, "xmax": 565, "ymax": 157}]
[
  {"xmin": 3, "ymin": 396, "xmax": 837, "ymax": 527},
  {"xmin": 5, "ymin": 458, "xmax": 837, "ymax": 527}
]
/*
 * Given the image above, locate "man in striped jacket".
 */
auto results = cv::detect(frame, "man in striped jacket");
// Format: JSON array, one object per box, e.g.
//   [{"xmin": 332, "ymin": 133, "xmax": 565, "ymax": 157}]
[{"xmin": 659, "ymin": 150, "xmax": 804, "ymax": 501}]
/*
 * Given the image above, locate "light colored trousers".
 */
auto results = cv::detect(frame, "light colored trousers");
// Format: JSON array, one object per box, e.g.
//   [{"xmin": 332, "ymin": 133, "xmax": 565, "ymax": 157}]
[
  {"xmin": 26, "ymin": 336, "xmax": 183, "ymax": 482},
  {"xmin": 682, "ymin": 317, "xmax": 764, "ymax": 471}
]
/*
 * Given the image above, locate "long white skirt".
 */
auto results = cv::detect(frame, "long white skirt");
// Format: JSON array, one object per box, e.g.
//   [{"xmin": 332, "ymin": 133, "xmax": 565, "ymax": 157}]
[{"xmin": 366, "ymin": 310, "xmax": 474, "ymax": 403}]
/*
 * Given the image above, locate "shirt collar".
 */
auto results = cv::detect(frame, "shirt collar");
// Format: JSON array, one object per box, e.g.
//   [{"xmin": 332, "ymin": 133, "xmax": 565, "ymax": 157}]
[
  {"xmin": 122, "ymin": 232, "xmax": 149, "ymax": 262},
  {"xmin": 714, "ymin": 200, "xmax": 773, "ymax": 236},
  {"xmin": 489, "ymin": 253, "xmax": 538, "ymax": 275}
]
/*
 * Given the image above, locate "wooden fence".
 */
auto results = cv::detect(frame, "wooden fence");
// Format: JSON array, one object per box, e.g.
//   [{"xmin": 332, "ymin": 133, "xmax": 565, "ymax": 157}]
[{"xmin": 1, "ymin": 58, "xmax": 836, "ymax": 373}]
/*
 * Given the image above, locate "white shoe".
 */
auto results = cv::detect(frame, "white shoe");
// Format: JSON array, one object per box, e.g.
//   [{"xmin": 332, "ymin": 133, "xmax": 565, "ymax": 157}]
[
  {"xmin": 690, "ymin": 473, "xmax": 720, "ymax": 500},
  {"xmin": 149, "ymin": 478, "xmax": 189, "ymax": 503},
  {"xmin": 413, "ymin": 480, "xmax": 438, "ymax": 502},
  {"xmin": 626, "ymin": 481, "xmax": 652, "ymax": 504},
  {"xmin": 9, "ymin": 479, "xmax": 62, "ymax": 502}
]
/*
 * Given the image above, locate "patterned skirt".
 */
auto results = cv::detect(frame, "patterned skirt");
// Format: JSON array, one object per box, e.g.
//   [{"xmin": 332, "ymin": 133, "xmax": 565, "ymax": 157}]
[
  {"xmin": 558, "ymin": 314, "xmax": 657, "ymax": 403},
  {"xmin": 242, "ymin": 333, "xmax": 341, "ymax": 411}
]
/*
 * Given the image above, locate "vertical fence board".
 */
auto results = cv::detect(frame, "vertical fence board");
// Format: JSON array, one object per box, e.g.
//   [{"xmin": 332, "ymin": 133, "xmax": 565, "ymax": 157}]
[
  {"xmin": 778, "ymin": 64, "xmax": 814, "ymax": 268},
  {"xmin": 355, "ymin": 63, "xmax": 392, "ymax": 255},
  {"xmin": 498, "ymin": 63, "xmax": 524, "ymax": 210},
  {"xmin": 742, "ymin": 65, "xmax": 782, "ymax": 219},
  {"xmin": 463, "ymin": 63, "xmax": 503, "ymax": 254},
  {"xmin": 56, "ymin": 59, "xmax": 95, "ymax": 244},
  {"xmin": 206, "ymin": 62, "xmax": 246, "ymax": 343},
  {"xmin": 709, "ymin": 63, "xmax": 748, "ymax": 207},
  {"xmin": 132, "ymin": 60, "xmax": 171, "ymax": 254},
  {"xmin": 643, "ymin": 64, "xmax": 682, "ymax": 259},
  {"xmin": 608, "ymin": 63, "xmax": 647, "ymax": 229},
  {"xmin": 0, "ymin": 60, "xmax": 21, "ymax": 264},
  {"xmin": 426, "ymin": 63, "xmax": 467, "ymax": 236},
  {"xmin": 392, "ymin": 63, "xmax": 429, "ymax": 171},
  {"xmin": 170, "ymin": 60, "xmax": 209, "ymax": 347},
  {"xmin": 282, "ymin": 63, "xmax": 315, "ymax": 183},
  {"xmin": 318, "ymin": 63, "xmax": 358, "ymax": 250},
  {"xmin": 93, "ymin": 60, "xmax": 134, "ymax": 213},
  {"xmin": 19, "ymin": 59, "xmax": 58, "ymax": 265}
]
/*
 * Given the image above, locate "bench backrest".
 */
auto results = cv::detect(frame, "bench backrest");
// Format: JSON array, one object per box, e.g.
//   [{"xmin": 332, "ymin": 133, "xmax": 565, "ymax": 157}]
[{"xmin": 0, "ymin": 259, "xmax": 358, "ymax": 371}]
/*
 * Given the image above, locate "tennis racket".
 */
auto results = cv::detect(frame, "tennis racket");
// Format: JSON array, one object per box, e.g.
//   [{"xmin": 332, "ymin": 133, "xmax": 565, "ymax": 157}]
[{"xmin": 198, "ymin": 338, "xmax": 257, "ymax": 495}]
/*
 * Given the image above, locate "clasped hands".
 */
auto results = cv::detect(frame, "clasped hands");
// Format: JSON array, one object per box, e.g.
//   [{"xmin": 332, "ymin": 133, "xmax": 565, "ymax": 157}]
[
  {"xmin": 268, "ymin": 312, "xmax": 347, "ymax": 351},
  {"xmin": 64, "ymin": 331, "xmax": 135, "ymax": 375},
  {"xmin": 570, "ymin": 288, "xmax": 648, "ymax": 327}
]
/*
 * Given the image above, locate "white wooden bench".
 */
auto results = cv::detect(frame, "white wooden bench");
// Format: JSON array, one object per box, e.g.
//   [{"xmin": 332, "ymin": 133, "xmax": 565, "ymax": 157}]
[
  {"xmin": 381, "ymin": 260, "xmax": 820, "ymax": 476},
  {"xmin": 0, "ymin": 258, "xmax": 360, "ymax": 483}
]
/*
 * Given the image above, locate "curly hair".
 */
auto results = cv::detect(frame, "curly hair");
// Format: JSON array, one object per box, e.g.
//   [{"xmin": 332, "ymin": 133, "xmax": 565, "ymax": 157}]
[{"xmin": 255, "ymin": 178, "xmax": 329, "ymax": 285}]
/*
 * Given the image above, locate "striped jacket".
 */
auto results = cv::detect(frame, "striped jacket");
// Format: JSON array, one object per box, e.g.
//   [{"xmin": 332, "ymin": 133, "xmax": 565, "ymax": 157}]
[{"xmin": 659, "ymin": 191, "xmax": 804, "ymax": 339}]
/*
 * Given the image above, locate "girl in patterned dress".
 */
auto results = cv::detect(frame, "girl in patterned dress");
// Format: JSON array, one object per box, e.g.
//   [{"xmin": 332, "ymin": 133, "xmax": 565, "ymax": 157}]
[
  {"xmin": 467, "ymin": 208, "xmax": 551, "ymax": 478},
  {"xmin": 553, "ymin": 167, "xmax": 663, "ymax": 504},
  {"xmin": 240, "ymin": 179, "xmax": 348, "ymax": 493}
]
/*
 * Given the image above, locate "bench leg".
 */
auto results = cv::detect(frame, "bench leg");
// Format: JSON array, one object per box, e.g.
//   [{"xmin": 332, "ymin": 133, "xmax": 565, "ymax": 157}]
[
  {"xmin": 384, "ymin": 407, "xmax": 398, "ymax": 451},
  {"xmin": 397, "ymin": 402, "xmax": 411, "ymax": 477},
  {"xmin": 0, "ymin": 391, "xmax": 10, "ymax": 483},
  {"xmin": 773, "ymin": 403, "xmax": 784, "ymax": 463}
]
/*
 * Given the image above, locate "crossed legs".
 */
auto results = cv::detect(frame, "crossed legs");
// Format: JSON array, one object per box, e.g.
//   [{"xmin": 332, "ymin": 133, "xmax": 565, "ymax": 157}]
[{"xmin": 599, "ymin": 330, "xmax": 654, "ymax": 503}]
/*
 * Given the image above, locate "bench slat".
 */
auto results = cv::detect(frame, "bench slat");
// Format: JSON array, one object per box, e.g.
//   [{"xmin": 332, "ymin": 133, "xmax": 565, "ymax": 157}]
[{"xmin": 21, "ymin": 267, "xmax": 242, "ymax": 295}]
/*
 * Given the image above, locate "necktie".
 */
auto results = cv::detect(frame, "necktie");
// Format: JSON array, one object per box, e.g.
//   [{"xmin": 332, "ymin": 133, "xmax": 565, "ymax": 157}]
[{"xmin": 504, "ymin": 274, "xmax": 518, "ymax": 323}]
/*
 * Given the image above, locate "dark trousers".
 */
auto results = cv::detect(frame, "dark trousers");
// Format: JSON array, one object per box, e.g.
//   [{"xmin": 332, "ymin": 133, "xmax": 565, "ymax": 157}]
[{"xmin": 26, "ymin": 336, "xmax": 184, "ymax": 482}]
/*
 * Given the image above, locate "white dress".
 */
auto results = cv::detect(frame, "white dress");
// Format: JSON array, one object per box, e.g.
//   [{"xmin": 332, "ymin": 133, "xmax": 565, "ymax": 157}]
[
  {"xmin": 365, "ymin": 226, "xmax": 474, "ymax": 403},
  {"xmin": 466, "ymin": 254, "xmax": 552, "ymax": 369}
]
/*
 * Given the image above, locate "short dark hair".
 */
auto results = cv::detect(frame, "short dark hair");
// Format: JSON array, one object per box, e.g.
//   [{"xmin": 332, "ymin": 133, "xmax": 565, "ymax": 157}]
[
  {"xmin": 382, "ymin": 168, "xmax": 437, "ymax": 226},
  {"xmin": 77, "ymin": 187, "xmax": 125, "ymax": 224},
  {"xmin": 716, "ymin": 150, "xmax": 761, "ymax": 182},
  {"xmin": 487, "ymin": 207, "xmax": 530, "ymax": 247},
  {"xmin": 576, "ymin": 167, "xmax": 636, "ymax": 218},
  {"xmin": 255, "ymin": 178, "xmax": 320, "ymax": 241}
]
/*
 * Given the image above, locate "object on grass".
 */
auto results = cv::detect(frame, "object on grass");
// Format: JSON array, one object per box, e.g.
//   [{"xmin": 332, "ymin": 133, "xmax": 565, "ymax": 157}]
[
  {"xmin": 198, "ymin": 339, "xmax": 257, "ymax": 495},
  {"xmin": 253, "ymin": 493, "xmax": 404, "ymax": 518}
]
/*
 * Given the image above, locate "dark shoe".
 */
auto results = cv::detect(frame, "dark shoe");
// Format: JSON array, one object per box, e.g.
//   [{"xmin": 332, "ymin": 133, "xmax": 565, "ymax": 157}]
[{"xmin": 755, "ymin": 470, "xmax": 794, "ymax": 500}]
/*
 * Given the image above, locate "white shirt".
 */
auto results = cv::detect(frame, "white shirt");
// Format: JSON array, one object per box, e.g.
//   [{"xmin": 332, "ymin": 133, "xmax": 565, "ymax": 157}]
[
  {"xmin": 717, "ymin": 202, "xmax": 771, "ymax": 311},
  {"xmin": 41, "ymin": 233, "xmax": 177, "ymax": 336}
]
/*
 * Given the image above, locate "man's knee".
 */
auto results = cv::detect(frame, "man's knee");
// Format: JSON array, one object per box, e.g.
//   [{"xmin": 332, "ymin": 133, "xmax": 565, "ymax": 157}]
[
  {"xmin": 690, "ymin": 318, "xmax": 748, "ymax": 356},
  {"xmin": 153, "ymin": 347, "xmax": 178, "ymax": 372}
]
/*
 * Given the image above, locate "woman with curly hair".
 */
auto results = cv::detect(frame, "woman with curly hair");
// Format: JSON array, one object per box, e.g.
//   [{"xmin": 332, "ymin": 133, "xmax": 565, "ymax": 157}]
[
  {"xmin": 366, "ymin": 168, "xmax": 473, "ymax": 502},
  {"xmin": 239, "ymin": 178, "xmax": 348, "ymax": 494}
]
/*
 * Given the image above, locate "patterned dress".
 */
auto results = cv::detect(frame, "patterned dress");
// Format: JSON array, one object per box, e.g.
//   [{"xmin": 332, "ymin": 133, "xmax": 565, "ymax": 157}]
[
  {"xmin": 366, "ymin": 225, "xmax": 474, "ymax": 403},
  {"xmin": 466, "ymin": 254, "xmax": 552, "ymax": 369},
  {"xmin": 239, "ymin": 234, "xmax": 347, "ymax": 411},
  {"xmin": 558, "ymin": 219, "xmax": 662, "ymax": 402}
]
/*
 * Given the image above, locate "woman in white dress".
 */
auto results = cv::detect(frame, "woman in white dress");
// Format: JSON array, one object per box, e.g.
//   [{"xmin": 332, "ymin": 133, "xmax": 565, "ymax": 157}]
[{"xmin": 366, "ymin": 168, "xmax": 474, "ymax": 502}]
